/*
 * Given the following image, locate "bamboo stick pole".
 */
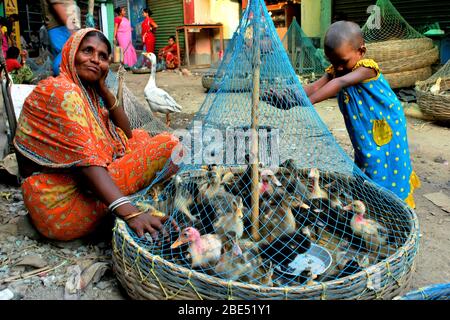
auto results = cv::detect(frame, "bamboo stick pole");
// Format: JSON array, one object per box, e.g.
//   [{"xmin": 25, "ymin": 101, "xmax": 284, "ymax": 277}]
[
  {"xmin": 250, "ymin": 3, "xmax": 261, "ymax": 242},
  {"xmin": 0, "ymin": 35, "xmax": 17, "ymax": 142},
  {"xmin": 117, "ymin": 65, "xmax": 125, "ymax": 108},
  {"xmin": 291, "ymin": 17, "xmax": 296, "ymax": 66},
  {"xmin": 88, "ymin": 0, "xmax": 95, "ymax": 15},
  {"xmin": 86, "ymin": 0, "xmax": 96, "ymax": 28}
]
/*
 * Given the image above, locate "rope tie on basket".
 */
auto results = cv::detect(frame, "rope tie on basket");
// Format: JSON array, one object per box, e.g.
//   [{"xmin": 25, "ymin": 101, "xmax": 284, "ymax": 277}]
[
  {"xmin": 112, "ymin": 227, "xmax": 118, "ymax": 254},
  {"xmin": 320, "ymin": 283, "xmax": 327, "ymax": 300},
  {"xmin": 365, "ymin": 270, "xmax": 375, "ymax": 291},
  {"xmin": 354, "ymin": 270, "xmax": 371, "ymax": 299},
  {"xmin": 227, "ymin": 281, "xmax": 233, "ymax": 300},
  {"xmin": 386, "ymin": 261, "xmax": 402, "ymax": 286},
  {"xmin": 121, "ymin": 236, "xmax": 128, "ymax": 275},
  {"xmin": 284, "ymin": 287, "xmax": 289, "ymax": 300},
  {"xmin": 396, "ymin": 247, "xmax": 408, "ymax": 286},
  {"xmin": 419, "ymin": 287, "xmax": 429, "ymax": 300},
  {"xmin": 356, "ymin": 287, "xmax": 368, "ymax": 299},
  {"xmin": 186, "ymin": 270, "xmax": 203, "ymax": 300},
  {"xmin": 150, "ymin": 256, "xmax": 169, "ymax": 299},
  {"xmin": 135, "ymin": 248, "xmax": 149, "ymax": 283}
]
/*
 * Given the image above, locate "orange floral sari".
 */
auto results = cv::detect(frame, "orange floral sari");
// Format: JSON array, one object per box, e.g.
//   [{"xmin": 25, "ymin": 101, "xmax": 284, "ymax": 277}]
[{"xmin": 14, "ymin": 29, "xmax": 179, "ymax": 240}]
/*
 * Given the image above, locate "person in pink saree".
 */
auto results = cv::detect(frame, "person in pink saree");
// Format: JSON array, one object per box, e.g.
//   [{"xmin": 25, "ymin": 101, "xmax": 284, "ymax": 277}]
[{"xmin": 114, "ymin": 7, "xmax": 138, "ymax": 68}]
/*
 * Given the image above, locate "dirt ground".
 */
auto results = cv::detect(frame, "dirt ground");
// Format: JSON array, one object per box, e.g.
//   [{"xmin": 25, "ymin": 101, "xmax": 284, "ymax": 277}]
[{"xmin": 0, "ymin": 69, "xmax": 449, "ymax": 300}]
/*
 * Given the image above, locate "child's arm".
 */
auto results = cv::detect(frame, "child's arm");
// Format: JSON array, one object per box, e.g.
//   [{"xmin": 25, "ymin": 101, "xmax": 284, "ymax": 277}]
[
  {"xmin": 308, "ymin": 67, "xmax": 376, "ymax": 104},
  {"xmin": 302, "ymin": 73, "xmax": 332, "ymax": 97}
]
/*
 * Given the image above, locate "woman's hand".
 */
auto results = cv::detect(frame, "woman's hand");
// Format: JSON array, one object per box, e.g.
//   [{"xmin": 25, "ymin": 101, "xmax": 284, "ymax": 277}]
[
  {"xmin": 127, "ymin": 211, "xmax": 179, "ymax": 240},
  {"xmin": 96, "ymin": 69, "xmax": 110, "ymax": 98}
]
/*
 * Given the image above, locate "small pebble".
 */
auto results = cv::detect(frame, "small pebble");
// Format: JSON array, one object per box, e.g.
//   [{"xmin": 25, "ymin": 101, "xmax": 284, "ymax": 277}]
[{"xmin": 0, "ymin": 288, "xmax": 14, "ymax": 300}]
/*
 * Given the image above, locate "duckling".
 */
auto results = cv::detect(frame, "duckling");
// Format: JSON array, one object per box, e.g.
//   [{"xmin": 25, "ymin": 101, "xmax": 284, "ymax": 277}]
[
  {"xmin": 225, "ymin": 154, "xmax": 262, "ymax": 209},
  {"xmin": 255, "ymin": 260, "xmax": 274, "ymax": 287},
  {"xmin": 344, "ymin": 200, "xmax": 388, "ymax": 251},
  {"xmin": 329, "ymin": 193, "xmax": 344, "ymax": 210},
  {"xmin": 307, "ymin": 168, "xmax": 328, "ymax": 200},
  {"xmin": 259, "ymin": 169, "xmax": 282, "ymax": 198},
  {"xmin": 213, "ymin": 197, "xmax": 245, "ymax": 242},
  {"xmin": 335, "ymin": 250, "xmax": 370, "ymax": 278},
  {"xmin": 245, "ymin": 254, "xmax": 274, "ymax": 287},
  {"xmin": 288, "ymin": 195, "xmax": 315, "ymax": 229},
  {"xmin": 148, "ymin": 183, "xmax": 169, "ymax": 212},
  {"xmin": 173, "ymin": 175, "xmax": 199, "ymax": 224},
  {"xmin": 430, "ymin": 77, "xmax": 442, "ymax": 95},
  {"xmin": 259, "ymin": 227, "xmax": 312, "ymax": 266},
  {"xmin": 171, "ymin": 227, "xmax": 222, "ymax": 269},
  {"xmin": 221, "ymin": 171, "xmax": 235, "ymax": 185},
  {"xmin": 259, "ymin": 197, "xmax": 297, "ymax": 241},
  {"xmin": 297, "ymin": 267, "xmax": 318, "ymax": 286},
  {"xmin": 198, "ymin": 165, "xmax": 225, "ymax": 204},
  {"xmin": 279, "ymin": 158, "xmax": 310, "ymax": 197},
  {"xmin": 214, "ymin": 239, "xmax": 253, "ymax": 281}
]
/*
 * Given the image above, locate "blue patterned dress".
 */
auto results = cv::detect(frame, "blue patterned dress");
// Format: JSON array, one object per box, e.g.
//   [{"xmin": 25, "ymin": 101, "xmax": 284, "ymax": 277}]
[{"xmin": 326, "ymin": 59, "xmax": 420, "ymax": 208}]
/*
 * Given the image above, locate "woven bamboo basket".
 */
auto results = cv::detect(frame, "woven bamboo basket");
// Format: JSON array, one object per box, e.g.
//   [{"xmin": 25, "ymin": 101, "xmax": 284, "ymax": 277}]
[
  {"xmin": 395, "ymin": 283, "xmax": 450, "ymax": 300},
  {"xmin": 132, "ymin": 67, "xmax": 151, "ymax": 74},
  {"xmin": 202, "ymin": 73, "xmax": 253, "ymax": 92},
  {"xmin": 366, "ymin": 38, "xmax": 433, "ymax": 62},
  {"xmin": 112, "ymin": 169, "xmax": 419, "ymax": 300},
  {"xmin": 379, "ymin": 47, "xmax": 439, "ymax": 74},
  {"xmin": 384, "ymin": 66, "xmax": 432, "ymax": 89},
  {"xmin": 415, "ymin": 77, "xmax": 450, "ymax": 123}
]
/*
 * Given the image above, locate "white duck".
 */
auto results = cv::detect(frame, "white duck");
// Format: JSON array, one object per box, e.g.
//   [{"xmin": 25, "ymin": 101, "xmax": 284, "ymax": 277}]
[{"xmin": 142, "ymin": 52, "xmax": 182, "ymax": 126}]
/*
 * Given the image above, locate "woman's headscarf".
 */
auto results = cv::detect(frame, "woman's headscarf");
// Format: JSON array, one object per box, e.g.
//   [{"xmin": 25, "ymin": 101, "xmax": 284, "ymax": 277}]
[{"xmin": 14, "ymin": 29, "xmax": 128, "ymax": 169}]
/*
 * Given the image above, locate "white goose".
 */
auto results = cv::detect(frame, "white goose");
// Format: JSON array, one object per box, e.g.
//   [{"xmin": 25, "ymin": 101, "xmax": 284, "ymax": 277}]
[{"xmin": 142, "ymin": 52, "xmax": 182, "ymax": 126}]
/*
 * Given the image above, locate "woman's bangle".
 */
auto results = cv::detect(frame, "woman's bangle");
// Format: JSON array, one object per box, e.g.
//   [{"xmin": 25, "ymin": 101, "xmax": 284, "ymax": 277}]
[
  {"xmin": 108, "ymin": 196, "xmax": 130, "ymax": 212},
  {"xmin": 123, "ymin": 211, "xmax": 145, "ymax": 221},
  {"xmin": 108, "ymin": 96, "xmax": 120, "ymax": 112}
]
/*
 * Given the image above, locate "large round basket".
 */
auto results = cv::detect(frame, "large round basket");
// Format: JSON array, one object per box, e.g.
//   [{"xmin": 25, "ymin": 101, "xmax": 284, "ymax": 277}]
[
  {"xmin": 378, "ymin": 47, "xmax": 439, "ymax": 74},
  {"xmin": 132, "ymin": 67, "xmax": 151, "ymax": 74},
  {"xmin": 415, "ymin": 77, "xmax": 450, "ymax": 123},
  {"xmin": 112, "ymin": 169, "xmax": 419, "ymax": 300},
  {"xmin": 366, "ymin": 38, "xmax": 433, "ymax": 62},
  {"xmin": 202, "ymin": 73, "xmax": 252, "ymax": 92},
  {"xmin": 384, "ymin": 67, "xmax": 432, "ymax": 89},
  {"xmin": 395, "ymin": 283, "xmax": 450, "ymax": 300}
]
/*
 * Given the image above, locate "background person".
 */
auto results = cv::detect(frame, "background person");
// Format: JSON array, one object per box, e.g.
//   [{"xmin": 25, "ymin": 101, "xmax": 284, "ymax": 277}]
[{"xmin": 114, "ymin": 6, "xmax": 138, "ymax": 68}]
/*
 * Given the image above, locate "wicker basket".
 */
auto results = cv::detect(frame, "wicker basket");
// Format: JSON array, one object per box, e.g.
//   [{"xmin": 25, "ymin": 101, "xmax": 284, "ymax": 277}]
[
  {"xmin": 415, "ymin": 77, "xmax": 450, "ymax": 123},
  {"xmin": 112, "ymin": 170, "xmax": 419, "ymax": 300},
  {"xmin": 384, "ymin": 66, "xmax": 432, "ymax": 89},
  {"xmin": 132, "ymin": 68, "xmax": 151, "ymax": 74},
  {"xmin": 201, "ymin": 73, "xmax": 253, "ymax": 92},
  {"xmin": 379, "ymin": 47, "xmax": 439, "ymax": 74},
  {"xmin": 366, "ymin": 38, "xmax": 433, "ymax": 62},
  {"xmin": 395, "ymin": 283, "xmax": 450, "ymax": 300}
]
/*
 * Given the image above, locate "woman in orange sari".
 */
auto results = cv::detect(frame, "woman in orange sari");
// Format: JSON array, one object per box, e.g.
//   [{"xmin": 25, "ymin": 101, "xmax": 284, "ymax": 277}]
[
  {"xmin": 141, "ymin": 8, "xmax": 158, "ymax": 53},
  {"xmin": 14, "ymin": 29, "xmax": 180, "ymax": 241},
  {"xmin": 158, "ymin": 36, "xmax": 179, "ymax": 69}
]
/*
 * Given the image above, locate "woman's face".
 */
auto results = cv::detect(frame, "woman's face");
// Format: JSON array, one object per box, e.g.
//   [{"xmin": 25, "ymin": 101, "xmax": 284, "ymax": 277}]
[
  {"xmin": 168, "ymin": 38, "xmax": 175, "ymax": 45},
  {"xmin": 121, "ymin": 8, "xmax": 126, "ymax": 16},
  {"xmin": 142, "ymin": 11, "xmax": 148, "ymax": 18},
  {"xmin": 75, "ymin": 35, "xmax": 110, "ymax": 85}
]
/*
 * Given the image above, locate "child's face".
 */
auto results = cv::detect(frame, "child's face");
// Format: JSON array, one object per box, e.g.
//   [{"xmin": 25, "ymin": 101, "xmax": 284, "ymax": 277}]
[{"xmin": 326, "ymin": 41, "xmax": 366, "ymax": 75}]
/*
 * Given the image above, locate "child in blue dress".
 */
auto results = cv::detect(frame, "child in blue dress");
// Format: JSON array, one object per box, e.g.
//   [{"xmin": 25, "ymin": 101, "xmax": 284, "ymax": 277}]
[{"xmin": 304, "ymin": 21, "xmax": 420, "ymax": 208}]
